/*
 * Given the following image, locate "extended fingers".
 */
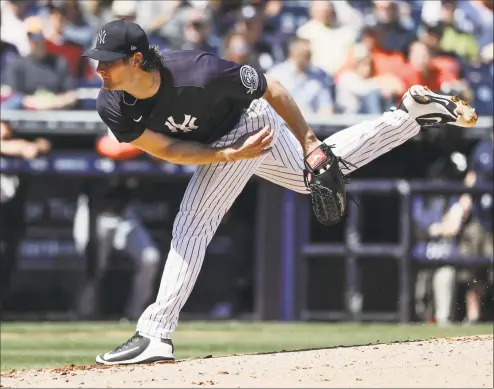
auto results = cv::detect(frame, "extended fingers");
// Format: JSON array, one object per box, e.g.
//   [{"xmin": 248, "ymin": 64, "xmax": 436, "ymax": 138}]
[
  {"xmin": 251, "ymin": 125, "xmax": 270, "ymax": 141},
  {"xmin": 259, "ymin": 130, "xmax": 274, "ymax": 148},
  {"xmin": 235, "ymin": 125, "xmax": 274, "ymax": 160}
]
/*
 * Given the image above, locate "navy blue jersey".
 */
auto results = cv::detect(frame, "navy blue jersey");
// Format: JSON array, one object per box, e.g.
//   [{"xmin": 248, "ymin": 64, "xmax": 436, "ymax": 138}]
[{"xmin": 97, "ymin": 50, "xmax": 268, "ymax": 144}]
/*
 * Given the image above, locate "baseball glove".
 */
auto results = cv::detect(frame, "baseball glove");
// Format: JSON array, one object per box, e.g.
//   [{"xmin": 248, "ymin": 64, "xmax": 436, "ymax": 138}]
[{"xmin": 303, "ymin": 143, "xmax": 355, "ymax": 226}]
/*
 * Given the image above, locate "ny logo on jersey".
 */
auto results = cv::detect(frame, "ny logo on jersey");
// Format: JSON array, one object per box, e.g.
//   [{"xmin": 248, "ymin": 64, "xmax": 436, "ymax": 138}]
[
  {"xmin": 165, "ymin": 115, "xmax": 198, "ymax": 132},
  {"xmin": 97, "ymin": 30, "xmax": 107, "ymax": 45}
]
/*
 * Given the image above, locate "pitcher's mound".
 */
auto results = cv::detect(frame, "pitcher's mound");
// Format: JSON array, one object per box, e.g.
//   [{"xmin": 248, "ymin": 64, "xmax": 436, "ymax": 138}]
[{"xmin": 2, "ymin": 335, "xmax": 492, "ymax": 388}]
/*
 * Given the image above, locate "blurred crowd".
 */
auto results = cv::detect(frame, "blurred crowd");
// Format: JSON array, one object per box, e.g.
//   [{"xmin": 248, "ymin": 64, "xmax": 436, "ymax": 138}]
[
  {"xmin": 0, "ymin": 0, "xmax": 493, "ymax": 115},
  {"xmin": 412, "ymin": 132, "xmax": 493, "ymax": 326}
]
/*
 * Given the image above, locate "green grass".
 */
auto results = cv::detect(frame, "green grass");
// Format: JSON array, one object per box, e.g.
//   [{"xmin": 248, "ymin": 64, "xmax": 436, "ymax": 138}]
[{"xmin": 1, "ymin": 321, "xmax": 492, "ymax": 371}]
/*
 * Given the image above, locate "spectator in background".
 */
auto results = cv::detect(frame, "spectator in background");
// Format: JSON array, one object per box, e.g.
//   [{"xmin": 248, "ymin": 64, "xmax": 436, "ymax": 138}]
[
  {"xmin": 234, "ymin": 3, "xmax": 277, "ymax": 72},
  {"xmin": 432, "ymin": 0, "xmax": 479, "ymax": 64},
  {"xmin": 297, "ymin": 0, "xmax": 357, "ymax": 77},
  {"xmin": 335, "ymin": 43, "xmax": 403, "ymax": 114},
  {"xmin": 73, "ymin": 132, "xmax": 161, "ymax": 321},
  {"xmin": 422, "ymin": 0, "xmax": 491, "ymax": 58},
  {"xmin": 412, "ymin": 153, "xmax": 466, "ymax": 325},
  {"xmin": 107, "ymin": 1, "xmax": 149, "ymax": 41},
  {"xmin": 209, "ymin": 0, "xmax": 245, "ymax": 38},
  {"xmin": 135, "ymin": 0, "xmax": 183, "ymax": 49},
  {"xmin": 179, "ymin": 6, "xmax": 217, "ymax": 54},
  {"xmin": 38, "ymin": 7, "xmax": 95, "ymax": 80},
  {"xmin": 0, "ymin": 8, "xmax": 20, "ymax": 105},
  {"xmin": 416, "ymin": 24, "xmax": 473, "ymax": 102},
  {"xmin": 73, "ymin": 178, "xmax": 162, "ymax": 321},
  {"xmin": 418, "ymin": 24, "xmax": 463, "ymax": 72},
  {"xmin": 393, "ymin": 0, "xmax": 423, "ymax": 33},
  {"xmin": 420, "ymin": 0, "xmax": 448, "ymax": 28},
  {"xmin": 60, "ymin": 0, "xmax": 94, "ymax": 49},
  {"xmin": 1, "ymin": 18, "xmax": 77, "ymax": 110},
  {"xmin": 111, "ymin": 0, "xmax": 137, "ymax": 21},
  {"xmin": 222, "ymin": 31, "xmax": 251, "ymax": 65},
  {"xmin": 0, "ymin": 121, "xmax": 51, "ymax": 170},
  {"xmin": 78, "ymin": 0, "xmax": 115, "ymax": 33},
  {"xmin": 357, "ymin": 25, "xmax": 408, "ymax": 90},
  {"xmin": 263, "ymin": 0, "xmax": 310, "ymax": 39},
  {"xmin": 0, "ymin": 40, "xmax": 17, "ymax": 86},
  {"xmin": 0, "ymin": 121, "xmax": 51, "ymax": 310},
  {"xmin": 344, "ymin": 25, "xmax": 408, "ymax": 105},
  {"xmin": 401, "ymin": 41, "xmax": 459, "ymax": 93},
  {"xmin": 331, "ymin": 0, "xmax": 366, "ymax": 30},
  {"xmin": 37, "ymin": 0, "xmax": 94, "ymax": 49},
  {"xmin": 0, "ymin": 0, "xmax": 31, "ymax": 56},
  {"xmin": 363, "ymin": 0, "xmax": 416, "ymax": 56},
  {"xmin": 458, "ymin": 0, "xmax": 493, "ymax": 55},
  {"xmin": 267, "ymin": 37, "xmax": 333, "ymax": 116},
  {"xmin": 441, "ymin": 133, "xmax": 493, "ymax": 324}
]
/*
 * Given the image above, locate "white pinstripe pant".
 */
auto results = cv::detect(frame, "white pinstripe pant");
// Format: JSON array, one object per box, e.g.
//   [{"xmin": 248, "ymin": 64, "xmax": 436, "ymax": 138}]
[{"xmin": 137, "ymin": 99, "xmax": 421, "ymax": 338}]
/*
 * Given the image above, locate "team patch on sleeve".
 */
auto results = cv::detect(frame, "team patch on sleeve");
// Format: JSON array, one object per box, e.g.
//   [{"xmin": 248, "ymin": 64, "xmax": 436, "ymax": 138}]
[{"xmin": 240, "ymin": 65, "xmax": 259, "ymax": 94}]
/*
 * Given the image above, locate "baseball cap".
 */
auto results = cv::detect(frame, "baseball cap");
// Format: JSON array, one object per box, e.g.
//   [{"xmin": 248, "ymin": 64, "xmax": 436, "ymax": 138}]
[{"xmin": 83, "ymin": 19, "xmax": 150, "ymax": 62}]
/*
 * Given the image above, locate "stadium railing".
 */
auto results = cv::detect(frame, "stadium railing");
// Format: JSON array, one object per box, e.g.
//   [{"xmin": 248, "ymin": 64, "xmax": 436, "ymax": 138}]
[
  {"xmin": 1, "ymin": 109, "xmax": 492, "ymax": 139},
  {"xmin": 291, "ymin": 180, "xmax": 493, "ymax": 323}
]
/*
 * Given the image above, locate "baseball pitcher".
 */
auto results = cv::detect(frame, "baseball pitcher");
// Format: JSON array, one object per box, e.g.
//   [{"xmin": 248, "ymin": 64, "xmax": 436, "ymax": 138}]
[{"xmin": 82, "ymin": 20, "xmax": 478, "ymax": 364}]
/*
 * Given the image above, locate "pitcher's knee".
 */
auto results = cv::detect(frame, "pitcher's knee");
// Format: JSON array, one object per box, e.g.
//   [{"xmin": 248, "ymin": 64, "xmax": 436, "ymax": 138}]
[{"xmin": 172, "ymin": 209, "xmax": 224, "ymax": 238}]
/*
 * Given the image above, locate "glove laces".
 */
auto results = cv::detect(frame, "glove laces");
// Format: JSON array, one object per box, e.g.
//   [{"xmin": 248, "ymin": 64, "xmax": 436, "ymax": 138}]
[{"xmin": 328, "ymin": 144, "xmax": 360, "ymax": 208}]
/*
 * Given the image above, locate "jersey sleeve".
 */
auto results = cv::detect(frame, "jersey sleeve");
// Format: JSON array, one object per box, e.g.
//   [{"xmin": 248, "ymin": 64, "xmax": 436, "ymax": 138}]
[
  {"xmin": 96, "ymin": 91, "xmax": 146, "ymax": 143},
  {"xmin": 203, "ymin": 55, "xmax": 268, "ymax": 102}
]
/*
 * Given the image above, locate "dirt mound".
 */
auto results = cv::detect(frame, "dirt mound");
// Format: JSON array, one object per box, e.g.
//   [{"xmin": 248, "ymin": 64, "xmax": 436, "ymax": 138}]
[{"xmin": 2, "ymin": 335, "xmax": 492, "ymax": 388}]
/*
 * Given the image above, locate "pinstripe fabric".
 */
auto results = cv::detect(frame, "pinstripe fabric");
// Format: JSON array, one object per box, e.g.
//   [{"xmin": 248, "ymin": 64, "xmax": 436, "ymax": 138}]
[
  {"xmin": 254, "ymin": 109, "xmax": 420, "ymax": 193},
  {"xmin": 255, "ymin": 123, "xmax": 309, "ymax": 194},
  {"xmin": 323, "ymin": 109, "xmax": 420, "ymax": 174},
  {"xmin": 137, "ymin": 103, "xmax": 421, "ymax": 339},
  {"xmin": 137, "ymin": 99, "xmax": 284, "ymax": 338}
]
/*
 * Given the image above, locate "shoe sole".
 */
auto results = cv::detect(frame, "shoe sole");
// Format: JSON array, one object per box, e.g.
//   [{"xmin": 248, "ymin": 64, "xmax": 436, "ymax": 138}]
[
  {"xmin": 95, "ymin": 355, "xmax": 175, "ymax": 365},
  {"xmin": 409, "ymin": 85, "xmax": 478, "ymax": 128}
]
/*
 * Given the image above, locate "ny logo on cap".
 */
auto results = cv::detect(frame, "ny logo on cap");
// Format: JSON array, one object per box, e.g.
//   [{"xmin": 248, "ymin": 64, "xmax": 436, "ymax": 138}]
[{"xmin": 97, "ymin": 30, "xmax": 107, "ymax": 45}]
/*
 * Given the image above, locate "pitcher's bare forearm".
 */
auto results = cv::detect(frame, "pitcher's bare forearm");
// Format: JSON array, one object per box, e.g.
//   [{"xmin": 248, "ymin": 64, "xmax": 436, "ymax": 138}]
[
  {"xmin": 155, "ymin": 140, "xmax": 230, "ymax": 165},
  {"xmin": 130, "ymin": 129, "xmax": 228, "ymax": 165},
  {"xmin": 130, "ymin": 127, "xmax": 272, "ymax": 165},
  {"xmin": 263, "ymin": 76, "xmax": 319, "ymax": 153}
]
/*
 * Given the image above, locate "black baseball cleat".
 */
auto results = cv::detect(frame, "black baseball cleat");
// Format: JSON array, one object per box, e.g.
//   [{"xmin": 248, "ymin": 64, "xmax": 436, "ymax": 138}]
[
  {"xmin": 398, "ymin": 85, "xmax": 478, "ymax": 128},
  {"xmin": 95, "ymin": 332, "xmax": 174, "ymax": 365}
]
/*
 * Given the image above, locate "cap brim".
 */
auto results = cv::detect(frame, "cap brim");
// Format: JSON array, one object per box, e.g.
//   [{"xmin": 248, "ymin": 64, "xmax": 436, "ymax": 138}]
[{"xmin": 82, "ymin": 48, "xmax": 127, "ymax": 62}]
